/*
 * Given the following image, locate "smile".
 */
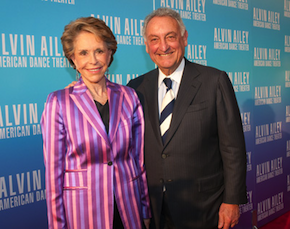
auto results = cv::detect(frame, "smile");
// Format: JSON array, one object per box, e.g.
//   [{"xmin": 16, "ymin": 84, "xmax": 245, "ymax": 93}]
[
  {"xmin": 159, "ymin": 53, "xmax": 173, "ymax": 57},
  {"xmin": 88, "ymin": 67, "xmax": 102, "ymax": 72}
]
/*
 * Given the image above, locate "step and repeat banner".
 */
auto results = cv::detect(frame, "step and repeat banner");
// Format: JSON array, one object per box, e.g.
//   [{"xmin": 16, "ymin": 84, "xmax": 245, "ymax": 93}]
[{"xmin": 0, "ymin": 0, "xmax": 289, "ymax": 228}]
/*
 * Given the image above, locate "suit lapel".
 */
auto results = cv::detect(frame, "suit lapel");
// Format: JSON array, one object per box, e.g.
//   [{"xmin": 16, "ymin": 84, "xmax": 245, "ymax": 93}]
[
  {"xmin": 163, "ymin": 60, "xmax": 202, "ymax": 147},
  {"xmin": 70, "ymin": 78, "xmax": 110, "ymax": 146},
  {"xmin": 143, "ymin": 69, "xmax": 163, "ymax": 146},
  {"xmin": 106, "ymin": 79, "xmax": 123, "ymax": 144}
]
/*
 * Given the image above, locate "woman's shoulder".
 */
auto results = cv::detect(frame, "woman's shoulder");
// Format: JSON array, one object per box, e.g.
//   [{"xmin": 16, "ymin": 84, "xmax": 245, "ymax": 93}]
[{"xmin": 45, "ymin": 87, "xmax": 71, "ymax": 102}]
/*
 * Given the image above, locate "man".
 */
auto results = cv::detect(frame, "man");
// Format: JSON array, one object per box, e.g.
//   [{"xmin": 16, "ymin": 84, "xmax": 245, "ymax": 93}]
[{"xmin": 127, "ymin": 8, "xmax": 247, "ymax": 229}]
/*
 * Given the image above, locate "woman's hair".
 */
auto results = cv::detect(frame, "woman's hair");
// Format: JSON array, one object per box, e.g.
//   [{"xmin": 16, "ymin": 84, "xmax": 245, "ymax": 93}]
[
  {"xmin": 142, "ymin": 7, "xmax": 186, "ymax": 40},
  {"xmin": 61, "ymin": 16, "xmax": 117, "ymax": 68}
]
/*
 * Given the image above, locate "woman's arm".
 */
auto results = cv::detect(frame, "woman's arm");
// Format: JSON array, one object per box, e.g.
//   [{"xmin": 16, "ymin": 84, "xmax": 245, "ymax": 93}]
[{"xmin": 41, "ymin": 92, "xmax": 67, "ymax": 229}]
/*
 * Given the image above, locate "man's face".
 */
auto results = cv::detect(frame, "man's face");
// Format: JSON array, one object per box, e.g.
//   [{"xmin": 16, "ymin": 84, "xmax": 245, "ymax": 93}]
[{"xmin": 145, "ymin": 16, "xmax": 188, "ymax": 76}]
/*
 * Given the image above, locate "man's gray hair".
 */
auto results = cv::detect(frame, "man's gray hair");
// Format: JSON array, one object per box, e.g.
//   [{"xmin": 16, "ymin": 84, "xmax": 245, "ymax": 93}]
[{"xmin": 142, "ymin": 8, "xmax": 186, "ymax": 40}]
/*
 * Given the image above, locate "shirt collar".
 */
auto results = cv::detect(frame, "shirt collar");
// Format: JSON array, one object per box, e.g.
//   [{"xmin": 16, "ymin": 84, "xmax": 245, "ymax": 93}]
[{"xmin": 158, "ymin": 58, "xmax": 185, "ymax": 87}]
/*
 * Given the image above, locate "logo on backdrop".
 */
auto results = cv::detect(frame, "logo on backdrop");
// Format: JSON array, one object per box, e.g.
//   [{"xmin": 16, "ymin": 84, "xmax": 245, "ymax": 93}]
[
  {"xmin": 42, "ymin": 0, "xmax": 75, "ymax": 5},
  {"xmin": 287, "ymin": 140, "xmax": 290, "ymax": 157},
  {"xmin": 285, "ymin": 35, "xmax": 290, "ymax": 53},
  {"xmin": 0, "ymin": 170, "xmax": 46, "ymax": 211},
  {"xmin": 253, "ymin": 8, "xmax": 280, "ymax": 30},
  {"xmin": 228, "ymin": 72, "xmax": 250, "ymax": 92},
  {"xmin": 285, "ymin": 0, "xmax": 290, "ymax": 18},
  {"xmin": 257, "ymin": 192, "xmax": 284, "ymax": 221},
  {"xmin": 256, "ymin": 157, "xmax": 283, "ymax": 184},
  {"xmin": 286, "ymin": 105, "xmax": 290, "ymax": 123},
  {"xmin": 187, "ymin": 44, "xmax": 207, "ymax": 65},
  {"xmin": 107, "ymin": 73, "xmax": 139, "ymax": 85},
  {"xmin": 158, "ymin": 0, "xmax": 206, "ymax": 21},
  {"xmin": 255, "ymin": 121, "xmax": 283, "ymax": 145},
  {"xmin": 239, "ymin": 190, "xmax": 253, "ymax": 214},
  {"xmin": 213, "ymin": 28, "xmax": 249, "ymax": 51},
  {"xmin": 255, "ymin": 86, "xmax": 281, "ymax": 106},
  {"xmin": 254, "ymin": 47, "xmax": 281, "ymax": 67},
  {"xmin": 0, "ymin": 33, "xmax": 70, "ymax": 68},
  {"xmin": 246, "ymin": 151, "xmax": 252, "ymax": 172},
  {"xmin": 286, "ymin": 71, "xmax": 290, "ymax": 87},
  {"xmin": 213, "ymin": 0, "xmax": 248, "ymax": 10},
  {"xmin": 93, "ymin": 14, "xmax": 144, "ymax": 46},
  {"xmin": 0, "ymin": 103, "xmax": 43, "ymax": 140},
  {"xmin": 241, "ymin": 112, "xmax": 251, "ymax": 132}
]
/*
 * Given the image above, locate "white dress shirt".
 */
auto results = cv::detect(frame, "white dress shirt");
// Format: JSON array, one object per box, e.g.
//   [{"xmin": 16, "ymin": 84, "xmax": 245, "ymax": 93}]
[{"xmin": 158, "ymin": 58, "xmax": 185, "ymax": 116}]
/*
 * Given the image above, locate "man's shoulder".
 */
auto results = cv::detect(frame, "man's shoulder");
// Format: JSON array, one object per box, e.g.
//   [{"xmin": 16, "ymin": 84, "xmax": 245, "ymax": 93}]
[{"xmin": 185, "ymin": 59, "xmax": 224, "ymax": 75}]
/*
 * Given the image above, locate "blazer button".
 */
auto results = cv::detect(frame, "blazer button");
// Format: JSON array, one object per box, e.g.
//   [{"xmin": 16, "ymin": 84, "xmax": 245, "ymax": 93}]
[
  {"xmin": 159, "ymin": 178, "xmax": 164, "ymax": 183},
  {"xmin": 161, "ymin": 154, "xmax": 167, "ymax": 159},
  {"xmin": 108, "ymin": 161, "xmax": 113, "ymax": 166}
]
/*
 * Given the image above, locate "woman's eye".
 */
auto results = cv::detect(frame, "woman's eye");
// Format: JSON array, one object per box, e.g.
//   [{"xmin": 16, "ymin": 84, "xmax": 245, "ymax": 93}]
[
  {"xmin": 80, "ymin": 51, "xmax": 87, "ymax": 56},
  {"xmin": 96, "ymin": 49, "xmax": 104, "ymax": 54}
]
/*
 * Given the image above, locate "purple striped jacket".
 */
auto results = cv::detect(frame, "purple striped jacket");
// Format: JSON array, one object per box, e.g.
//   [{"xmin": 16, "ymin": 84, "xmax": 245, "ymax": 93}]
[{"xmin": 41, "ymin": 78, "xmax": 151, "ymax": 229}]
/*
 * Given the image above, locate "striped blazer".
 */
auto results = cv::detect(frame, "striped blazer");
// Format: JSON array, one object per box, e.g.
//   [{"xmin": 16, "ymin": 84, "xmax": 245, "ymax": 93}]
[{"xmin": 41, "ymin": 78, "xmax": 151, "ymax": 229}]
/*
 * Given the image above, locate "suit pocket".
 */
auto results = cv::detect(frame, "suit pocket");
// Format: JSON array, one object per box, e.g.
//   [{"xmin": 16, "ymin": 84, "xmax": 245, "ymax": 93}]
[
  {"xmin": 198, "ymin": 171, "xmax": 224, "ymax": 192},
  {"xmin": 186, "ymin": 101, "xmax": 207, "ymax": 113},
  {"xmin": 63, "ymin": 169, "xmax": 87, "ymax": 190}
]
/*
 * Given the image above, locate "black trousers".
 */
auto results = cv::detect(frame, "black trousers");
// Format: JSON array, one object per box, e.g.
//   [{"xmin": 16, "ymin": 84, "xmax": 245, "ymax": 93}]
[
  {"xmin": 113, "ymin": 197, "xmax": 124, "ymax": 229},
  {"xmin": 160, "ymin": 192, "xmax": 175, "ymax": 229},
  {"xmin": 160, "ymin": 193, "xmax": 218, "ymax": 229}
]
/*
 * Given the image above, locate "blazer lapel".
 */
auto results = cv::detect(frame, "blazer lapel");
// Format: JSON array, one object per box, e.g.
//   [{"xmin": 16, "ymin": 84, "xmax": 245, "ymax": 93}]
[
  {"xmin": 143, "ymin": 69, "xmax": 163, "ymax": 146},
  {"xmin": 106, "ymin": 79, "xmax": 123, "ymax": 144},
  {"xmin": 70, "ymin": 78, "xmax": 110, "ymax": 146},
  {"xmin": 163, "ymin": 60, "xmax": 202, "ymax": 147}
]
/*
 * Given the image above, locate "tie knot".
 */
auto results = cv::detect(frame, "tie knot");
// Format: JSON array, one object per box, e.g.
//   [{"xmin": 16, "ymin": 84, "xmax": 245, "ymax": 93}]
[{"xmin": 163, "ymin": 78, "xmax": 172, "ymax": 90}]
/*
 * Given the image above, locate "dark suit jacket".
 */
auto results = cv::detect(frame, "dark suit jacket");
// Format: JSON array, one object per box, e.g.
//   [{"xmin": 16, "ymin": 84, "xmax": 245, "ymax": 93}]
[{"xmin": 128, "ymin": 59, "xmax": 247, "ymax": 229}]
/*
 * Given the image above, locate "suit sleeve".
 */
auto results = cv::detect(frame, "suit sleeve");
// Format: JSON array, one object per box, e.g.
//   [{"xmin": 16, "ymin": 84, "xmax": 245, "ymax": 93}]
[
  {"xmin": 41, "ymin": 92, "xmax": 67, "ymax": 229},
  {"xmin": 216, "ymin": 72, "xmax": 247, "ymax": 204},
  {"xmin": 131, "ymin": 90, "xmax": 152, "ymax": 219}
]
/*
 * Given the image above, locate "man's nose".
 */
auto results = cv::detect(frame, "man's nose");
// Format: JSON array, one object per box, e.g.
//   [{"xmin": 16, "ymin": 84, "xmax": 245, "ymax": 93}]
[{"xmin": 159, "ymin": 39, "xmax": 169, "ymax": 52}]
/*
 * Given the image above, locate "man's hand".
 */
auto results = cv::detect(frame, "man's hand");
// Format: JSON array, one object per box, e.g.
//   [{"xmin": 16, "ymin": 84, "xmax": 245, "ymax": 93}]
[
  {"xmin": 143, "ymin": 218, "xmax": 150, "ymax": 229},
  {"xmin": 65, "ymin": 81, "xmax": 77, "ymax": 88},
  {"xmin": 218, "ymin": 203, "xmax": 240, "ymax": 229}
]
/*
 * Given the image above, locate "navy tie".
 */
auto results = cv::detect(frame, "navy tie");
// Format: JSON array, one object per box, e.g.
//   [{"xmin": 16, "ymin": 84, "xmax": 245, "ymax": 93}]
[{"xmin": 160, "ymin": 78, "xmax": 175, "ymax": 144}]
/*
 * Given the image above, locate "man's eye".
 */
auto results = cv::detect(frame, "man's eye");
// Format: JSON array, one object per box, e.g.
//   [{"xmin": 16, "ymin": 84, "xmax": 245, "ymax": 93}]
[{"xmin": 167, "ymin": 36, "xmax": 176, "ymax": 40}]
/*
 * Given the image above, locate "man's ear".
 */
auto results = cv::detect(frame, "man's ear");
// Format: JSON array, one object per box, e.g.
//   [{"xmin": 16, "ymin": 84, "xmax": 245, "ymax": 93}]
[
  {"xmin": 183, "ymin": 30, "xmax": 188, "ymax": 46},
  {"xmin": 145, "ymin": 41, "xmax": 149, "ymax": 53}
]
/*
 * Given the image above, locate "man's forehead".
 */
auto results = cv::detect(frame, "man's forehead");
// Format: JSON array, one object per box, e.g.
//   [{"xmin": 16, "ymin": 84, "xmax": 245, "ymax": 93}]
[
  {"xmin": 147, "ymin": 31, "xmax": 178, "ymax": 37},
  {"xmin": 146, "ymin": 17, "xmax": 181, "ymax": 36}
]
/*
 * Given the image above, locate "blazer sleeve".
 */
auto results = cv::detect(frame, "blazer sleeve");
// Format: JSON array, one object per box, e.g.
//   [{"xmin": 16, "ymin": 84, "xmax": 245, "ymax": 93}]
[
  {"xmin": 41, "ymin": 91, "xmax": 67, "ymax": 229},
  {"xmin": 216, "ymin": 72, "xmax": 247, "ymax": 205},
  {"xmin": 131, "ymin": 90, "xmax": 152, "ymax": 219}
]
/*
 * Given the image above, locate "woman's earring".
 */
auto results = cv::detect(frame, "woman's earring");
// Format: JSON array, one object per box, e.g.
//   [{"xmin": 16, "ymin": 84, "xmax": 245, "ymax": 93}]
[{"xmin": 76, "ymin": 70, "xmax": 80, "ymax": 80}]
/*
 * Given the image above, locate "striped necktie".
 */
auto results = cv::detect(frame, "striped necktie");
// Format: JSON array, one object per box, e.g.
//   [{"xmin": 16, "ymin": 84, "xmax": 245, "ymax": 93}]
[{"xmin": 160, "ymin": 78, "xmax": 175, "ymax": 144}]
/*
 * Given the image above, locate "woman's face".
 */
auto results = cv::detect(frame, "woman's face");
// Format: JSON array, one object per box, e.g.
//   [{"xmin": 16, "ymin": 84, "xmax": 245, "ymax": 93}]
[{"xmin": 71, "ymin": 31, "xmax": 112, "ymax": 86}]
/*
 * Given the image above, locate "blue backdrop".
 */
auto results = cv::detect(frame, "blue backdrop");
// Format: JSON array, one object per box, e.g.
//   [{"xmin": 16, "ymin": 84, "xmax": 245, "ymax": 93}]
[{"xmin": 0, "ymin": 0, "xmax": 289, "ymax": 228}]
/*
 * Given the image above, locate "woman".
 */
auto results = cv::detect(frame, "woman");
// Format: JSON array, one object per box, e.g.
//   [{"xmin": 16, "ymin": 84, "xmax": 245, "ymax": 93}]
[{"xmin": 41, "ymin": 17, "xmax": 151, "ymax": 229}]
